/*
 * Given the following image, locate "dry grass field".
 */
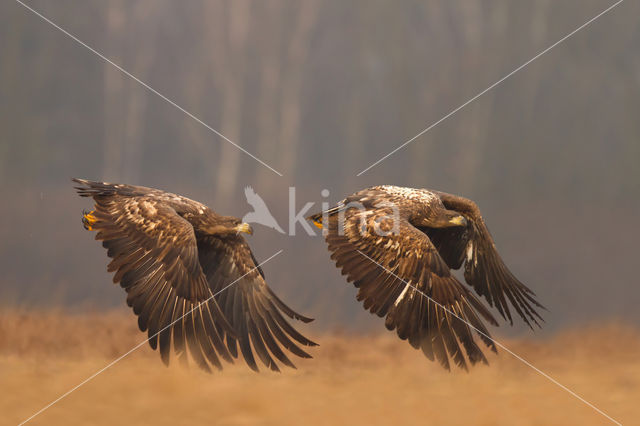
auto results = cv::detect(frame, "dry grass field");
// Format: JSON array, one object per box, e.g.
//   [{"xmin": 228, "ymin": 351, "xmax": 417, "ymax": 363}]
[{"xmin": 1, "ymin": 309, "xmax": 639, "ymax": 426}]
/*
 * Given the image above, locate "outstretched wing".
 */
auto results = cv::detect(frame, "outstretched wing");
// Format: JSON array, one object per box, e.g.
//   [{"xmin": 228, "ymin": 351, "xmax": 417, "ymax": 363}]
[
  {"xmin": 198, "ymin": 234, "xmax": 317, "ymax": 372},
  {"xmin": 323, "ymin": 206, "xmax": 498, "ymax": 370},
  {"xmin": 432, "ymin": 191, "xmax": 544, "ymax": 328},
  {"xmin": 73, "ymin": 179, "xmax": 235, "ymax": 372}
]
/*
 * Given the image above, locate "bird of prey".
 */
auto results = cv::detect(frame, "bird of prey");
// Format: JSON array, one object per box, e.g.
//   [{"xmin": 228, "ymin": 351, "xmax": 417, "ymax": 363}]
[
  {"xmin": 308, "ymin": 185, "xmax": 544, "ymax": 370},
  {"xmin": 73, "ymin": 178, "xmax": 316, "ymax": 372},
  {"xmin": 242, "ymin": 186, "xmax": 285, "ymax": 234}
]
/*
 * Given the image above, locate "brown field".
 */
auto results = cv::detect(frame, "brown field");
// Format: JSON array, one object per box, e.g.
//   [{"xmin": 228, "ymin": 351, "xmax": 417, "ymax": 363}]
[{"xmin": 1, "ymin": 310, "xmax": 639, "ymax": 426}]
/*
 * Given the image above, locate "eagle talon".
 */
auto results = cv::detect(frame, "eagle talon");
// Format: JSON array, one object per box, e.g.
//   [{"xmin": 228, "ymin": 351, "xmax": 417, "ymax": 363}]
[{"xmin": 82, "ymin": 209, "xmax": 97, "ymax": 231}]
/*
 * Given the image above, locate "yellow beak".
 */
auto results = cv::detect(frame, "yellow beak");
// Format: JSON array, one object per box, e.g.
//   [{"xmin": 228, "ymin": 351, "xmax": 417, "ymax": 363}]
[
  {"xmin": 236, "ymin": 222, "xmax": 253, "ymax": 235},
  {"xmin": 449, "ymin": 216, "xmax": 467, "ymax": 226}
]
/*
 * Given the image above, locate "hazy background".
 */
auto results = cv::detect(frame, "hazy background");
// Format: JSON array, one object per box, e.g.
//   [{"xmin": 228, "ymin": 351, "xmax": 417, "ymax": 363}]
[{"xmin": 1, "ymin": 0, "xmax": 639, "ymax": 337}]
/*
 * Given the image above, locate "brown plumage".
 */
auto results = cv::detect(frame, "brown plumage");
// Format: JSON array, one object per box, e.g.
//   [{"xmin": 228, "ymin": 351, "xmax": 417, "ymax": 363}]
[
  {"xmin": 308, "ymin": 185, "xmax": 544, "ymax": 370},
  {"xmin": 73, "ymin": 178, "xmax": 316, "ymax": 372}
]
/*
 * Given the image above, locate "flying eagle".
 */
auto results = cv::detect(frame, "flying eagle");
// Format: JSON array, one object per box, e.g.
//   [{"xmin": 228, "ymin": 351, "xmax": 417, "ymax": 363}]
[
  {"xmin": 73, "ymin": 178, "xmax": 316, "ymax": 372},
  {"xmin": 308, "ymin": 185, "xmax": 544, "ymax": 370}
]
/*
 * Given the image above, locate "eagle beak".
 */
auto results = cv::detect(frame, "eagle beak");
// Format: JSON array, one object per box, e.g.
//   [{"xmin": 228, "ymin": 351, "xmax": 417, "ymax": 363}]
[
  {"xmin": 449, "ymin": 215, "xmax": 467, "ymax": 226},
  {"xmin": 237, "ymin": 222, "xmax": 253, "ymax": 235}
]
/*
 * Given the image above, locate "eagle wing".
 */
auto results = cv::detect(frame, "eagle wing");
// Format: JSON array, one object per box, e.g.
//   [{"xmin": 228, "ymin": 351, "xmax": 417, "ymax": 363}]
[
  {"xmin": 198, "ymin": 234, "xmax": 317, "ymax": 372},
  {"xmin": 324, "ymin": 206, "xmax": 498, "ymax": 370},
  {"xmin": 432, "ymin": 191, "xmax": 544, "ymax": 328},
  {"xmin": 74, "ymin": 179, "xmax": 235, "ymax": 372}
]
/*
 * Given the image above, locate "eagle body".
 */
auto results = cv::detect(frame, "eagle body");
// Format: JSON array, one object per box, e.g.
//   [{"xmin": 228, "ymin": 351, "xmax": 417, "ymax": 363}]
[
  {"xmin": 309, "ymin": 185, "xmax": 543, "ymax": 370},
  {"xmin": 73, "ymin": 178, "xmax": 316, "ymax": 372}
]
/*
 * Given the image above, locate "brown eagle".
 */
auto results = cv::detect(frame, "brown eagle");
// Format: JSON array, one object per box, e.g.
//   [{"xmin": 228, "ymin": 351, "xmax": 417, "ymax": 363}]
[
  {"xmin": 308, "ymin": 185, "xmax": 544, "ymax": 370},
  {"xmin": 73, "ymin": 178, "xmax": 316, "ymax": 372}
]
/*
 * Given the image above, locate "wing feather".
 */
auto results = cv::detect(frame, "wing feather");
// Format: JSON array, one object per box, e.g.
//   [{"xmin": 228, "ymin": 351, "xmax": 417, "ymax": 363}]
[
  {"xmin": 74, "ymin": 179, "xmax": 236, "ymax": 372},
  {"xmin": 197, "ymin": 234, "xmax": 317, "ymax": 371},
  {"xmin": 322, "ymin": 204, "xmax": 497, "ymax": 370},
  {"xmin": 433, "ymin": 191, "xmax": 545, "ymax": 328},
  {"xmin": 195, "ymin": 305, "xmax": 223, "ymax": 370}
]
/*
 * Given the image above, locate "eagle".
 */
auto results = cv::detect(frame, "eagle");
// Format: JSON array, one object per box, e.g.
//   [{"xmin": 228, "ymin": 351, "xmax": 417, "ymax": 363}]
[
  {"xmin": 307, "ymin": 185, "xmax": 544, "ymax": 370},
  {"xmin": 73, "ymin": 178, "xmax": 316, "ymax": 372}
]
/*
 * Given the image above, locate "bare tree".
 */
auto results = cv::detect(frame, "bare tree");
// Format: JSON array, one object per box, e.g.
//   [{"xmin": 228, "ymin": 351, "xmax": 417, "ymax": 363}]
[
  {"xmin": 254, "ymin": 0, "xmax": 285, "ymax": 193},
  {"xmin": 277, "ymin": 0, "xmax": 320, "ymax": 178},
  {"xmin": 120, "ymin": 2, "xmax": 159, "ymax": 183},
  {"xmin": 102, "ymin": 0, "xmax": 126, "ymax": 181},
  {"xmin": 213, "ymin": 0, "xmax": 251, "ymax": 201}
]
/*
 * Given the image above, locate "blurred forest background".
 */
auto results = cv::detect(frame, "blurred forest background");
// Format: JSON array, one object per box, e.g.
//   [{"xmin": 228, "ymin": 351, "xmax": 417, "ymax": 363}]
[{"xmin": 1, "ymin": 0, "xmax": 639, "ymax": 335}]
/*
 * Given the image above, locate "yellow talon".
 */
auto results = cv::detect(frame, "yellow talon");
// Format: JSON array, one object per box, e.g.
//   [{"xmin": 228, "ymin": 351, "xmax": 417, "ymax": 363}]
[
  {"xmin": 312, "ymin": 219, "xmax": 323, "ymax": 229},
  {"xmin": 82, "ymin": 209, "xmax": 97, "ymax": 231}
]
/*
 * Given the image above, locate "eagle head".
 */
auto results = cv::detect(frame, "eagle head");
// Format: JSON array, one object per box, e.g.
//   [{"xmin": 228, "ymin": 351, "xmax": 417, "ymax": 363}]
[{"xmin": 203, "ymin": 216, "xmax": 253, "ymax": 236}]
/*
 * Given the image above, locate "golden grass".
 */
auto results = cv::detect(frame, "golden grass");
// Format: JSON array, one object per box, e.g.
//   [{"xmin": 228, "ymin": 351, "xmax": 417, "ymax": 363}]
[{"xmin": 2, "ymin": 309, "xmax": 639, "ymax": 425}]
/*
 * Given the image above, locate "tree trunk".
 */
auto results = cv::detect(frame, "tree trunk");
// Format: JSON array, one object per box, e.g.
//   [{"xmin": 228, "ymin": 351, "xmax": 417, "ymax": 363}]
[
  {"xmin": 278, "ymin": 0, "xmax": 319, "ymax": 178},
  {"xmin": 102, "ymin": 0, "xmax": 126, "ymax": 181},
  {"xmin": 214, "ymin": 0, "xmax": 251, "ymax": 201}
]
